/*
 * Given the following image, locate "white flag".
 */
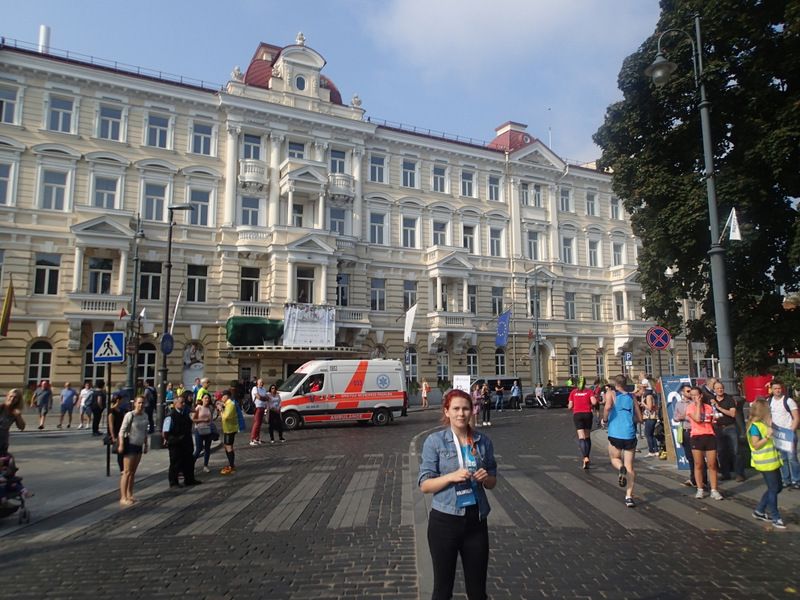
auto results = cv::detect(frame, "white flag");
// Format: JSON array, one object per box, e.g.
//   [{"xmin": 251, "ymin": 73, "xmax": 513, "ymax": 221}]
[
  {"xmin": 403, "ymin": 303, "xmax": 418, "ymax": 344},
  {"xmin": 729, "ymin": 208, "xmax": 741, "ymax": 241},
  {"xmin": 170, "ymin": 285, "xmax": 183, "ymax": 335}
]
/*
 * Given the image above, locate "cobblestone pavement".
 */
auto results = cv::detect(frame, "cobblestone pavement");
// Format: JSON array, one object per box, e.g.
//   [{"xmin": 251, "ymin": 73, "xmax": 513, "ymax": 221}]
[{"xmin": 1, "ymin": 408, "xmax": 797, "ymax": 599}]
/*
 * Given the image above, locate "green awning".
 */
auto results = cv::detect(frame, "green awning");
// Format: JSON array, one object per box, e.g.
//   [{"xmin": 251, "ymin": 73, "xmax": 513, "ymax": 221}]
[{"xmin": 226, "ymin": 317, "xmax": 284, "ymax": 346}]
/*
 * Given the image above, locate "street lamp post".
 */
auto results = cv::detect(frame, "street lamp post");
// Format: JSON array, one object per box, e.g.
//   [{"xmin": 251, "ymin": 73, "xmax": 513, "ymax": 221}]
[
  {"xmin": 125, "ymin": 216, "xmax": 145, "ymax": 399},
  {"xmin": 645, "ymin": 15, "xmax": 735, "ymax": 392},
  {"xmin": 155, "ymin": 204, "xmax": 194, "ymax": 436}
]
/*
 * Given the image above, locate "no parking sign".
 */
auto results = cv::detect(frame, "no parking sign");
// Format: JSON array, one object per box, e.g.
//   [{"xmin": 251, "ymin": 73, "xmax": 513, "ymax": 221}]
[{"xmin": 646, "ymin": 326, "xmax": 671, "ymax": 350}]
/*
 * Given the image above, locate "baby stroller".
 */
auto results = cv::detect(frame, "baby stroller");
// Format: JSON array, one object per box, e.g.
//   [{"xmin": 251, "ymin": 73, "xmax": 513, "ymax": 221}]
[{"xmin": 0, "ymin": 453, "xmax": 31, "ymax": 524}]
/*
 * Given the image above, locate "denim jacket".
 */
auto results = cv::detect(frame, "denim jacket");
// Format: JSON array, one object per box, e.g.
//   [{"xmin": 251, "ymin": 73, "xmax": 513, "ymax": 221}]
[{"xmin": 418, "ymin": 427, "xmax": 497, "ymax": 520}]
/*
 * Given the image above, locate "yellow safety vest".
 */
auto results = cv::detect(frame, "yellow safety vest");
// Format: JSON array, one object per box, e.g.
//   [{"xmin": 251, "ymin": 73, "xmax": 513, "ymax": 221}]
[{"xmin": 747, "ymin": 421, "xmax": 782, "ymax": 472}]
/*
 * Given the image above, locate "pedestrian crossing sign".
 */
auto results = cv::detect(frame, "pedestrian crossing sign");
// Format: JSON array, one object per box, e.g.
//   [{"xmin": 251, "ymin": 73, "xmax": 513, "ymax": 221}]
[{"xmin": 93, "ymin": 332, "xmax": 125, "ymax": 363}]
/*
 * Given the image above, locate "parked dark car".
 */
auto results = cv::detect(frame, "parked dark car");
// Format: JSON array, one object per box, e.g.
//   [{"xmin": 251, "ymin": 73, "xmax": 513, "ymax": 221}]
[{"xmin": 524, "ymin": 386, "xmax": 574, "ymax": 409}]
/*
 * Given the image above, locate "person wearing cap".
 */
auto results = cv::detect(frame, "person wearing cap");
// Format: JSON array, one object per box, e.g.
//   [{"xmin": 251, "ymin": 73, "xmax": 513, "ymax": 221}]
[
  {"xmin": 217, "ymin": 390, "xmax": 238, "ymax": 474},
  {"xmin": 568, "ymin": 376, "xmax": 597, "ymax": 469}
]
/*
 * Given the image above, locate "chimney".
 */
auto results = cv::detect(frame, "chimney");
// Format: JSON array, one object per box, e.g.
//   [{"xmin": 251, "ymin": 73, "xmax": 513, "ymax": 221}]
[{"xmin": 38, "ymin": 25, "xmax": 51, "ymax": 54}]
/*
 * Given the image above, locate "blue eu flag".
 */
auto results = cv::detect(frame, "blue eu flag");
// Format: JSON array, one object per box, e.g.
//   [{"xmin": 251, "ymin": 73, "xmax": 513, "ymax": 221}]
[{"xmin": 495, "ymin": 309, "xmax": 511, "ymax": 347}]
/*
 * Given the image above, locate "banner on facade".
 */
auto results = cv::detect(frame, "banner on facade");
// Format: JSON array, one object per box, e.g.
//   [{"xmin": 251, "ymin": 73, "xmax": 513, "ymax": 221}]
[
  {"xmin": 661, "ymin": 375, "xmax": 693, "ymax": 471},
  {"xmin": 403, "ymin": 303, "xmax": 418, "ymax": 344},
  {"xmin": 283, "ymin": 303, "xmax": 335, "ymax": 347}
]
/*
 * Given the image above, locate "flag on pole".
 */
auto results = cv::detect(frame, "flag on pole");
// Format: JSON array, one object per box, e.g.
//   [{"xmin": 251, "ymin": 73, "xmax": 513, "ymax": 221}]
[
  {"xmin": 495, "ymin": 309, "xmax": 511, "ymax": 347},
  {"xmin": 0, "ymin": 278, "xmax": 15, "ymax": 337},
  {"xmin": 170, "ymin": 284, "xmax": 183, "ymax": 335},
  {"xmin": 118, "ymin": 307, "xmax": 128, "ymax": 321},
  {"xmin": 139, "ymin": 307, "xmax": 147, "ymax": 332},
  {"xmin": 403, "ymin": 302, "xmax": 418, "ymax": 344},
  {"xmin": 729, "ymin": 208, "xmax": 741, "ymax": 241}
]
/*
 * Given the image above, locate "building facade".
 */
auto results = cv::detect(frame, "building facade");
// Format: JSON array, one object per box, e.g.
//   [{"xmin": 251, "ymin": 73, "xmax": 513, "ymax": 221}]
[{"xmin": 0, "ymin": 34, "xmax": 688, "ymax": 393}]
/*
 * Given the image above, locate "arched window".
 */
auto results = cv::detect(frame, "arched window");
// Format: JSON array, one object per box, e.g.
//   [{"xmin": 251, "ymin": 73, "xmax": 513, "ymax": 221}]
[
  {"xmin": 83, "ymin": 342, "xmax": 106, "ymax": 385},
  {"xmin": 568, "ymin": 348, "xmax": 579, "ymax": 380},
  {"xmin": 406, "ymin": 347, "xmax": 418, "ymax": 381},
  {"xmin": 27, "ymin": 340, "xmax": 53, "ymax": 387},
  {"xmin": 466, "ymin": 348, "xmax": 478, "ymax": 377},
  {"xmin": 138, "ymin": 342, "xmax": 157, "ymax": 384},
  {"xmin": 494, "ymin": 348, "xmax": 506, "ymax": 376},
  {"xmin": 436, "ymin": 348, "xmax": 450, "ymax": 384}
]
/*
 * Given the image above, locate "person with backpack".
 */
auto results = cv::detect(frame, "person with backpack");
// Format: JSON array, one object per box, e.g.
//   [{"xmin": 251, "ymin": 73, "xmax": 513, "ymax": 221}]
[
  {"xmin": 768, "ymin": 381, "xmax": 800, "ymax": 490},
  {"xmin": 642, "ymin": 390, "xmax": 659, "ymax": 457}
]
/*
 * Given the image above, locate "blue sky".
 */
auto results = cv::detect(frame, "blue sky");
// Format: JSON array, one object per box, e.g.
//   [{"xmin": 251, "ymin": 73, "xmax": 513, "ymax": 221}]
[{"xmin": 3, "ymin": 0, "xmax": 661, "ymax": 163}]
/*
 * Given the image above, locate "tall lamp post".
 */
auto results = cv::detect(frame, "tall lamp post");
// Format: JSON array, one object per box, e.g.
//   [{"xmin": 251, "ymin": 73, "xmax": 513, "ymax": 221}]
[
  {"xmin": 155, "ymin": 203, "xmax": 194, "ymax": 435},
  {"xmin": 125, "ymin": 216, "xmax": 145, "ymax": 399},
  {"xmin": 531, "ymin": 269, "xmax": 542, "ymax": 387},
  {"xmin": 645, "ymin": 15, "xmax": 735, "ymax": 392}
]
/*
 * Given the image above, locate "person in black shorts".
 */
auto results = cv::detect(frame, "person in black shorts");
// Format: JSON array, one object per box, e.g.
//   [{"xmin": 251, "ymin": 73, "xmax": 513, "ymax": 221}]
[
  {"xmin": 602, "ymin": 375, "xmax": 643, "ymax": 507},
  {"xmin": 568, "ymin": 377, "xmax": 597, "ymax": 469}
]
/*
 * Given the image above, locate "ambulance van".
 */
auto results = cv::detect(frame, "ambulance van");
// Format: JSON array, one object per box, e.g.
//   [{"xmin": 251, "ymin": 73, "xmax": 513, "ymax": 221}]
[{"xmin": 277, "ymin": 359, "xmax": 408, "ymax": 429}]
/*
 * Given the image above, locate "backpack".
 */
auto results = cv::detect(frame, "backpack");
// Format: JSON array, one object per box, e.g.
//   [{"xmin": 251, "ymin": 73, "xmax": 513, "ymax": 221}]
[
  {"xmin": 144, "ymin": 386, "xmax": 156, "ymax": 407},
  {"xmin": 769, "ymin": 395, "xmax": 792, "ymax": 415}
]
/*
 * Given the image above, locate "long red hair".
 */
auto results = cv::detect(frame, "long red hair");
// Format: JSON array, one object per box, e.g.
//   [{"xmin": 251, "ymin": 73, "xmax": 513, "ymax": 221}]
[{"xmin": 441, "ymin": 389, "xmax": 476, "ymax": 454}]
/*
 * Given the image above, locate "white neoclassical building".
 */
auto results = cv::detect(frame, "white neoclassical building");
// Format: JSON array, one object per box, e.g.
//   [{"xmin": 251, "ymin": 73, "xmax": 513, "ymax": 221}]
[{"xmin": 0, "ymin": 33, "xmax": 688, "ymax": 392}]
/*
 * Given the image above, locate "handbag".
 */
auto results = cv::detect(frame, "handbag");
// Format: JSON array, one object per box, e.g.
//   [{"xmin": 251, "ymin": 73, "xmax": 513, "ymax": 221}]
[
  {"xmin": 197, "ymin": 424, "xmax": 212, "ymax": 436},
  {"xmin": 102, "ymin": 433, "xmax": 114, "ymax": 446},
  {"xmin": 210, "ymin": 421, "xmax": 220, "ymax": 441}
]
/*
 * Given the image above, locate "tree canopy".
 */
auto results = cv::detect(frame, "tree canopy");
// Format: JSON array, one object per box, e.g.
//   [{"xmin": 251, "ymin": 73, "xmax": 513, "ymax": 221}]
[{"xmin": 594, "ymin": 0, "xmax": 800, "ymax": 375}]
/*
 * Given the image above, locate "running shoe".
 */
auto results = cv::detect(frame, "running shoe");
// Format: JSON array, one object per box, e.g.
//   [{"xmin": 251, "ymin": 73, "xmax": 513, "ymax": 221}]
[
  {"xmin": 625, "ymin": 497, "xmax": 635, "ymax": 508},
  {"xmin": 249, "ymin": 440, "xmax": 259, "ymax": 446},
  {"xmin": 582, "ymin": 457, "xmax": 590, "ymax": 470},
  {"xmin": 695, "ymin": 488, "xmax": 705, "ymax": 499},
  {"xmin": 618, "ymin": 466, "xmax": 627, "ymax": 488},
  {"xmin": 220, "ymin": 466, "xmax": 236, "ymax": 475},
  {"xmin": 773, "ymin": 519, "xmax": 787, "ymax": 529},
  {"xmin": 709, "ymin": 489, "xmax": 723, "ymax": 501},
  {"xmin": 681, "ymin": 479, "xmax": 693, "ymax": 487},
  {"xmin": 752, "ymin": 510, "xmax": 770, "ymax": 522}
]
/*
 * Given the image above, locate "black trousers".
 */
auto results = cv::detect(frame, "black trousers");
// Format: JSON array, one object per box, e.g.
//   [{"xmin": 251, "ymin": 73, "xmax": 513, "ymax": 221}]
[
  {"xmin": 268, "ymin": 409, "xmax": 284, "ymax": 441},
  {"xmin": 427, "ymin": 506, "xmax": 489, "ymax": 600},
  {"xmin": 91, "ymin": 407, "xmax": 104, "ymax": 433},
  {"xmin": 168, "ymin": 441, "xmax": 197, "ymax": 485}
]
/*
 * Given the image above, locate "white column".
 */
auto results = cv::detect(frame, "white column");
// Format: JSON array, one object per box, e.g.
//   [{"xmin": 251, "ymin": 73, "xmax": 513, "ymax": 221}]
[
  {"xmin": 509, "ymin": 177, "xmax": 522, "ymax": 258},
  {"xmin": 436, "ymin": 276, "xmax": 443, "ymax": 311},
  {"xmin": 286, "ymin": 261, "xmax": 295, "ymax": 303},
  {"xmin": 224, "ymin": 125, "xmax": 240, "ymax": 227},
  {"xmin": 268, "ymin": 133, "xmax": 283, "ymax": 227},
  {"xmin": 118, "ymin": 249, "xmax": 129, "ymax": 295},
  {"xmin": 462, "ymin": 277, "xmax": 469, "ymax": 313},
  {"xmin": 317, "ymin": 189, "xmax": 326, "ymax": 230},
  {"xmin": 72, "ymin": 246, "xmax": 84, "ymax": 293},
  {"xmin": 320, "ymin": 263, "xmax": 328, "ymax": 304},
  {"xmin": 287, "ymin": 186, "xmax": 294, "ymax": 226},
  {"xmin": 314, "ymin": 141, "xmax": 327, "ymax": 163},
  {"xmin": 548, "ymin": 183, "xmax": 560, "ymax": 262},
  {"xmin": 352, "ymin": 148, "xmax": 363, "ymax": 240}
]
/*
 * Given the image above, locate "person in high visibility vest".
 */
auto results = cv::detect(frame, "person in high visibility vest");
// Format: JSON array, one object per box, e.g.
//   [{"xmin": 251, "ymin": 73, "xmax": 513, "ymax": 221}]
[{"xmin": 747, "ymin": 399, "xmax": 786, "ymax": 529}]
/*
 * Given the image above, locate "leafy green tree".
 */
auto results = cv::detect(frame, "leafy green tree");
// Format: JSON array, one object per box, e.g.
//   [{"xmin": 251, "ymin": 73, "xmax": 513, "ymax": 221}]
[{"xmin": 594, "ymin": 0, "xmax": 800, "ymax": 375}]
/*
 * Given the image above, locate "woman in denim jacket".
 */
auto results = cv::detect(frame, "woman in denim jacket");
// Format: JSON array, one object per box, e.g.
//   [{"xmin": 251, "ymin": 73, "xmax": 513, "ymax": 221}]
[{"xmin": 419, "ymin": 389, "xmax": 497, "ymax": 600}]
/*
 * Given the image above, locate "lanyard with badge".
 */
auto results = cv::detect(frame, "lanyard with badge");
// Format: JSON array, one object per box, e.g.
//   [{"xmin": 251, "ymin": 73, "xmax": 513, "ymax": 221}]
[{"xmin": 451, "ymin": 428, "xmax": 477, "ymax": 507}]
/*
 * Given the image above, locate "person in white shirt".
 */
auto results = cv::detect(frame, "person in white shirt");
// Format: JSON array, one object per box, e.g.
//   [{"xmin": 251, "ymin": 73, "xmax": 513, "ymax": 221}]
[
  {"xmin": 769, "ymin": 381, "xmax": 800, "ymax": 489},
  {"xmin": 249, "ymin": 378, "xmax": 268, "ymax": 446}
]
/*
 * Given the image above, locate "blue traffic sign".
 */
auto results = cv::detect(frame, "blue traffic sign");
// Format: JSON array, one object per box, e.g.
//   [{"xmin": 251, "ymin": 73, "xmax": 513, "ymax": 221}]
[
  {"xmin": 646, "ymin": 326, "xmax": 671, "ymax": 350},
  {"xmin": 161, "ymin": 333, "xmax": 175, "ymax": 356},
  {"xmin": 93, "ymin": 332, "xmax": 125, "ymax": 363}
]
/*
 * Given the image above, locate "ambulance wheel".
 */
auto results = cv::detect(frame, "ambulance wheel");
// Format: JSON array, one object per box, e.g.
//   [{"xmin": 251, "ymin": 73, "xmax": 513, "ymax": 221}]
[
  {"xmin": 372, "ymin": 408, "xmax": 391, "ymax": 426},
  {"xmin": 282, "ymin": 411, "xmax": 301, "ymax": 431}
]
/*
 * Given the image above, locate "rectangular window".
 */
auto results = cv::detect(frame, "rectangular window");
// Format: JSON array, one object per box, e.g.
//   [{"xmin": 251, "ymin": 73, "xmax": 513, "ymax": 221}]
[
  {"xmin": 0, "ymin": 86, "xmax": 17, "ymax": 124},
  {"xmin": 596, "ymin": 352, "xmax": 606, "ymax": 379},
  {"xmin": 330, "ymin": 149, "xmax": 346, "ymax": 173},
  {"xmin": 243, "ymin": 134, "xmax": 261, "ymax": 160},
  {"xmin": 370, "ymin": 212, "xmax": 385, "ymax": 244},
  {"xmin": 614, "ymin": 292, "xmax": 625, "ymax": 320},
  {"xmin": 561, "ymin": 237, "xmax": 574, "ymax": 264},
  {"xmin": 337, "ymin": 273, "xmax": 349, "ymax": 307},
  {"xmin": 34, "ymin": 253, "xmax": 60, "ymax": 295},
  {"xmin": 298, "ymin": 265, "xmax": 315, "ymax": 304},
  {"xmin": 402, "ymin": 217, "xmax": 417, "ymax": 248},
  {"xmin": 521, "ymin": 183, "xmax": 529, "ymax": 206},
  {"xmin": 370, "ymin": 155, "xmax": 385, "ymax": 183},
  {"xmin": 147, "ymin": 114, "xmax": 169, "ymax": 148},
  {"xmin": 490, "ymin": 228, "xmax": 502, "ymax": 257},
  {"xmin": 144, "ymin": 184, "xmax": 166, "ymax": 221},
  {"xmin": 462, "ymin": 225, "xmax": 475, "ymax": 254},
  {"xmin": 491, "ymin": 287, "xmax": 504, "ymax": 316},
  {"xmin": 292, "ymin": 204, "xmax": 304, "ymax": 228},
  {"xmin": 588, "ymin": 240, "xmax": 599, "ymax": 267},
  {"xmin": 488, "ymin": 176, "xmax": 500, "ymax": 201},
  {"xmin": 240, "ymin": 267, "xmax": 259, "ymax": 302},
  {"xmin": 533, "ymin": 184, "xmax": 542, "ymax": 208},
  {"xmin": 688, "ymin": 300, "xmax": 698, "ymax": 321},
  {"xmin": 48, "ymin": 96, "xmax": 73, "ymax": 132},
  {"xmin": 461, "ymin": 171, "xmax": 474, "ymax": 197},
  {"xmin": 241, "ymin": 196, "xmax": 259, "ymax": 226},
  {"xmin": 527, "ymin": 231, "xmax": 539, "ymax": 260},
  {"xmin": 288, "ymin": 141, "xmax": 304, "ymax": 159},
  {"xmin": 610, "ymin": 197, "xmax": 620, "ymax": 220},
  {"xmin": 591, "ymin": 294, "xmax": 602, "ymax": 321},
  {"xmin": 187, "ymin": 265, "xmax": 208, "ymax": 303},
  {"xmin": 330, "ymin": 208, "xmax": 345, "ymax": 234},
  {"xmin": 529, "ymin": 288, "xmax": 541, "ymax": 318},
  {"xmin": 432, "ymin": 164, "xmax": 447, "ymax": 193},
  {"xmin": 370, "ymin": 278, "xmax": 386, "ymax": 311},
  {"xmin": 192, "ymin": 122, "xmax": 213, "ymax": 155},
  {"xmin": 402, "ymin": 160, "xmax": 416, "ymax": 188},
  {"xmin": 586, "ymin": 192, "xmax": 596, "ymax": 216},
  {"xmin": 565, "ymin": 292, "xmax": 576, "ymax": 320},
  {"xmin": 403, "ymin": 280, "xmax": 417, "ymax": 311},
  {"xmin": 189, "ymin": 189, "xmax": 210, "ymax": 226},
  {"xmin": 98, "ymin": 105, "xmax": 122, "ymax": 141},
  {"xmin": 432, "ymin": 221, "xmax": 447, "ymax": 246},
  {"xmin": 613, "ymin": 242, "xmax": 624, "ymax": 266},
  {"xmin": 468, "ymin": 285, "xmax": 477, "ymax": 314},
  {"xmin": 42, "ymin": 170, "xmax": 67, "ymax": 210},
  {"xmin": 139, "ymin": 262, "xmax": 161, "ymax": 301},
  {"xmin": 88, "ymin": 257, "xmax": 112, "ymax": 295},
  {"xmin": 0, "ymin": 164, "xmax": 9, "ymax": 205},
  {"xmin": 94, "ymin": 177, "xmax": 117, "ymax": 209},
  {"xmin": 559, "ymin": 187, "xmax": 572, "ymax": 212}
]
